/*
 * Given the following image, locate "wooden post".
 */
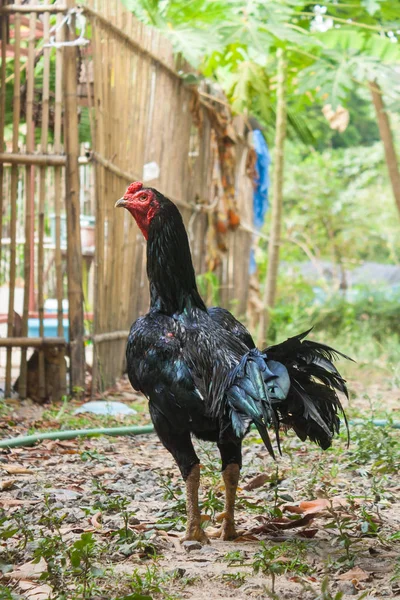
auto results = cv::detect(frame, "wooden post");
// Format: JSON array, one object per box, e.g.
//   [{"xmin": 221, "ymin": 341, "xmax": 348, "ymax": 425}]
[
  {"xmin": 257, "ymin": 49, "xmax": 287, "ymax": 348},
  {"xmin": 63, "ymin": 0, "xmax": 85, "ymax": 393},
  {"xmin": 369, "ymin": 80, "xmax": 400, "ymax": 219},
  {"xmin": 0, "ymin": 10, "xmax": 7, "ymax": 269},
  {"xmin": 6, "ymin": 3, "xmax": 21, "ymax": 397},
  {"xmin": 54, "ymin": 12, "xmax": 67, "ymax": 398},
  {"xmin": 19, "ymin": 10, "xmax": 36, "ymax": 399}
]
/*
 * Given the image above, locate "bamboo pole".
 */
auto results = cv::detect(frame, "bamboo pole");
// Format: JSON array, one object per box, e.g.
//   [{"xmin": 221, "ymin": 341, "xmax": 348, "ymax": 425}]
[
  {"xmin": 90, "ymin": 152, "xmax": 140, "ymax": 185},
  {"xmin": 0, "ymin": 11, "xmax": 7, "ymax": 268},
  {"xmin": 37, "ymin": 1, "xmax": 50, "ymax": 400},
  {"xmin": 0, "ymin": 4, "xmax": 66, "ymax": 13},
  {"xmin": 112, "ymin": 0, "xmax": 125, "ymax": 384},
  {"xmin": 54, "ymin": 11, "xmax": 67, "ymax": 397},
  {"xmin": 5, "ymin": 2, "xmax": 21, "ymax": 397},
  {"xmin": 369, "ymin": 81, "xmax": 400, "ymax": 219},
  {"xmin": 82, "ymin": 4, "xmax": 180, "ymax": 81},
  {"xmin": 90, "ymin": 330, "xmax": 130, "ymax": 343},
  {"xmin": 19, "ymin": 10, "xmax": 37, "ymax": 400},
  {"xmin": 90, "ymin": 10, "xmax": 105, "ymax": 396},
  {"xmin": 257, "ymin": 49, "xmax": 287, "ymax": 348},
  {"xmin": 63, "ymin": 0, "xmax": 85, "ymax": 393},
  {"xmin": 103, "ymin": 0, "xmax": 117, "ymax": 389},
  {"xmin": 0, "ymin": 337, "xmax": 67, "ymax": 348},
  {"xmin": 0, "ymin": 153, "xmax": 67, "ymax": 166}
]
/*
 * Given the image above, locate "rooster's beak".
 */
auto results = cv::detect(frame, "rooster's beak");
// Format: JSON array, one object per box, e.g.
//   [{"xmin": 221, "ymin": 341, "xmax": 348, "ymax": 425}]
[{"xmin": 115, "ymin": 198, "xmax": 127, "ymax": 208}]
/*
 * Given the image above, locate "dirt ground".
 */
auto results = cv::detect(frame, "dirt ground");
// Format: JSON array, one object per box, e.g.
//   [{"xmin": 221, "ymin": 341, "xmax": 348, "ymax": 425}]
[{"xmin": 0, "ymin": 374, "xmax": 399, "ymax": 600}]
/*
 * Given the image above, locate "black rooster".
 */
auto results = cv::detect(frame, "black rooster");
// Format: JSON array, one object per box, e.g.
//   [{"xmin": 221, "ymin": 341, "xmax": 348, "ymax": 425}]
[{"xmin": 115, "ymin": 182, "xmax": 350, "ymax": 543}]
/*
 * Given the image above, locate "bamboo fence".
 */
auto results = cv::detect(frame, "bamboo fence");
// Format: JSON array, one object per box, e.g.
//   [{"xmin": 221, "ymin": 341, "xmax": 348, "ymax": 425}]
[{"xmin": 0, "ymin": 0, "xmax": 254, "ymax": 397}]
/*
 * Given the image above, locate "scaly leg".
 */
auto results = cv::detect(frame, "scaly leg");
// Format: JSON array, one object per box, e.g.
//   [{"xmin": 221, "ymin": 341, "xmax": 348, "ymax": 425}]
[
  {"xmin": 219, "ymin": 463, "xmax": 240, "ymax": 540},
  {"xmin": 148, "ymin": 412, "xmax": 209, "ymax": 544},
  {"xmin": 182, "ymin": 463, "xmax": 209, "ymax": 543},
  {"xmin": 209, "ymin": 442, "xmax": 242, "ymax": 540}
]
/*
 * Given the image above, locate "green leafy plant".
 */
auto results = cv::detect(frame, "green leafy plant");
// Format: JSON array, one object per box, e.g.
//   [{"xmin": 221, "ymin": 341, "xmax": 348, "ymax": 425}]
[
  {"xmin": 253, "ymin": 540, "xmax": 311, "ymax": 592},
  {"xmin": 223, "ymin": 550, "xmax": 247, "ymax": 567}
]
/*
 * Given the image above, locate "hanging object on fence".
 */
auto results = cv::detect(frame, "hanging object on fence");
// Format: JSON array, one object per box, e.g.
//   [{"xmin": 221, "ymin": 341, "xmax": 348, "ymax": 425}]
[
  {"xmin": 252, "ymin": 129, "xmax": 270, "ymax": 229},
  {"xmin": 247, "ymin": 120, "xmax": 271, "ymax": 275},
  {"xmin": 43, "ymin": 7, "xmax": 90, "ymax": 49},
  {"xmin": 322, "ymin": 104, "xmax": 350, "ymax": 133}
]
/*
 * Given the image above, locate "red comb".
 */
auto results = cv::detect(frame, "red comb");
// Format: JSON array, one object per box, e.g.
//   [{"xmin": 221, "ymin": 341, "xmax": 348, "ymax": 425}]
[{"xmin": 126, "ymin": 181, "xmax": 143, "ymax": 195}]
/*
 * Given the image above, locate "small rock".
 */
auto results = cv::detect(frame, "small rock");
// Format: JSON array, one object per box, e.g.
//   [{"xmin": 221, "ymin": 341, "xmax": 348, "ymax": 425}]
[
  {"xmin": 128, "ymin": 516, "xmax": 140, "ymax": 525},
  {"xmin": 47, "ymin": 488, "xmax": 82, "ymax": 501},
  {"xmin": 199, "ymin": 545, "xmax": 219, "ymax": 555},
  {"xmin": 103, "ymin": 444, "xmax": 116, "ymax": 453},
  {"xmin": 338, "ymin": 582, "xmax": 358, "ymax": 596},
  {"xmin": 167, "ymin": 567, "xmax": 186, "ymax": 578},
  {"xmin": 182, "ymin": 540, "xmax": 202, "ymax": 552},
  {"xmin": 64, "ymin": 508, "xmax": 86, "ymax": 523},
  {"xmin": 241, "ymin": 583, "xmax": 264, "ymax": 593}
]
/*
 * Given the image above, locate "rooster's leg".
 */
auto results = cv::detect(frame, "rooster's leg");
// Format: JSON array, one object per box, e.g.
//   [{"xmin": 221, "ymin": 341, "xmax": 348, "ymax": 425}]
[
  {"xmin": 219, "ymin": 463, "xmax": 240, "ymax": 540},
  {"xmin": 150, "ymin": 420, "xmax": 209, "ymax": 544},
  {"xmin": 212, "ymin": 442, "xmax": 241, "ymax": 540},
  {"xmin": 182, "ymin": 463, "xmax": 209, "ymax": 544}
]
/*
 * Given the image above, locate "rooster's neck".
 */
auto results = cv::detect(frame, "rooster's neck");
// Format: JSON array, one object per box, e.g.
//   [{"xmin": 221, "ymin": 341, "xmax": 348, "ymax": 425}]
[{"xmin": 146, "ymin": 203, "xmax": 207, "ymax": 315}]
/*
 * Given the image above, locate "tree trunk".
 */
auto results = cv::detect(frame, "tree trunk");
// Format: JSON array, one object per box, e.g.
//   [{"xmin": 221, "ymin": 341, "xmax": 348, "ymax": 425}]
[
  {"xmin": 257, "ymin": 49, "xmax": 287, "ymax": 348},
  {"xmin": 369, "ymin": 80, "xmax": 400, "ymax": 217}
]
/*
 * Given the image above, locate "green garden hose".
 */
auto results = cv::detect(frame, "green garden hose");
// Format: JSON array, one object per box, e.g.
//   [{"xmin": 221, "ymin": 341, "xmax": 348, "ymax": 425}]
[
  {"xmin": 0, "ymin": 425, "xmax": 154, "ymax": 449},
  {"xmin": 0, "ymin": 419, "xmax": 398, "ymax": 449}
]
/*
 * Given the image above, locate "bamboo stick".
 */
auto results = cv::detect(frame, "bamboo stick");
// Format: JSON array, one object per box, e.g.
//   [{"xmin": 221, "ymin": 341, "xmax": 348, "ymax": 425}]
[
  {"xmin": 112, "ymin": 1, "xmax": 126, "ymax": 383},
  {"xmin": 0, "ymin": 4, "xmax": 66, "ymax": 13},
  {"xmin": 37, "ymin": 1, "xmax": 50, "ymax": 401},
  {"xmin": 91, "ymin": 11, "xmax": 105, "ymax": 395},
  {"xmin": 90, "ymin": 151, "xmax": 140, "ymax": 186},
  {"xmin": 103, "ymin": 0, "xmax": 116, "ymax": 388},
  {"xmin": 0, "ymin": 153, "xmax": 67, "ymax": 166},
  {"xmin": 0, "ymin": 11, "xmax": 7, "ymax": 268},
  {"xmin": 90, "ymin": 330, "xmax": 130, "ymax": 343},
  {"xmin": 82, "ymin": 4, "xmax": 180, "ymax": 81},
  {"xmin": 54, "ymin": 12, "xmax": 67, "ymax": 397},
  {"xmin": 63, "ymin": 0, "xmax": 85, "ymax": 393},
  {"xmin": 19, "ymin": 10, "xmax": 37, "ymax": 400},
  {"xmin": 5, "ymin": 2, "xmax": 21, "ymax": 397},
  {"xmin": 0, "ymin": 337, "xmax": 67, "ymax": 348}
]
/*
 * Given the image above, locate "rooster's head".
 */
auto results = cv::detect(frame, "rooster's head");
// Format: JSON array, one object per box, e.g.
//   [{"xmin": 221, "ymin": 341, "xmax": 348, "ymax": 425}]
[{"xmin": 115, "ymin": 181, "xmax": 160, "ymax": 240}]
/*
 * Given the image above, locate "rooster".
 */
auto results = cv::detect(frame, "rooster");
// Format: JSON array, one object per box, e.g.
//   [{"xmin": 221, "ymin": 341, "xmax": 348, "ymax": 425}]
[{"xmin": 115, "ymin": 182, "xmax": 349, "ymax": 543}]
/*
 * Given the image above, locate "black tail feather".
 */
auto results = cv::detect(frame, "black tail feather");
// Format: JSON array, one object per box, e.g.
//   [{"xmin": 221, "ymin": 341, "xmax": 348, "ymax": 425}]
[
  {"xmin": 225, "ymin": 350, "xmax": 280, "ymax": 459},
  {"xmin": 265, "ymin": 332, "xmax": 350, "ymax": 449}
]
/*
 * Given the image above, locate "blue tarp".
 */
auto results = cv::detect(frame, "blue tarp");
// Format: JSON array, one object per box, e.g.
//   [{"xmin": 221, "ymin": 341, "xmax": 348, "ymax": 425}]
[
  {"xmin": 250, "ymin": 129, "xmax": 270, "ymax": 274},
  {"xmin": 253, "ymin": 129, "xmax": 270, "ymax": 228}
]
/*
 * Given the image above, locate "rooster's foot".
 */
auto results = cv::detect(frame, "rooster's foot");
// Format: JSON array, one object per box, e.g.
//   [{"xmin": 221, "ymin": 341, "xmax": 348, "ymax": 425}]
[
  {"xmin": 181, "ymin": 525, "xmax": 210, "ymax": 544},
  {"xmin": 208, "ymin": 518, "xmax": 238, "ymax": 541}
]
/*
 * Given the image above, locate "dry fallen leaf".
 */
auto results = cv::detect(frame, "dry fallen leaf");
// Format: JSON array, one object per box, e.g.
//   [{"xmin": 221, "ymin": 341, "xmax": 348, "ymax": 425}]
[
  {"xmin": 243, "ymin": 473, "xmax": 269, "ymax": 491},
  {"xmin": 5, "ymin": 558, "xmax": 46, "ymax": 580},
  {"xmin": 0, "ymin": 498, "xmax": 39, "ymax": 508},
  {"xmin": 338, "ymin": 567, "xmax": 370, "ymax": 582},
  {"xmin": 18, "ymin": 581, "xmax": 52, "ymax": 600},
  {"xmin": 284, "ymin": 497, "xmax": 350, "ymax": 515},
  {"xmin": 215, "ymin": 511, "xmax": 227, "ymax": 523},
  {"xmin": 91, "ymin": 511, "xmax": 103, "ymax": 529},
  {"xmin": 0, "ymin": 479, "xmax": 17, "ymax": 491},
  {"xmin": 92, "ymin": 467, "xmax": 115, "ymax": 477},
  {"xmin": 3, "ymin": 465, "xmax": 32, "ymax": 474}
]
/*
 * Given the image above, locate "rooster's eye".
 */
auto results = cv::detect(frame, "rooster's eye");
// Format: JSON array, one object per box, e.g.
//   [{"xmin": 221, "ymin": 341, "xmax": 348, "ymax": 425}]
[{"xmin": 140, "ymin": 194, "xmax": 147, "ymax": 201}]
